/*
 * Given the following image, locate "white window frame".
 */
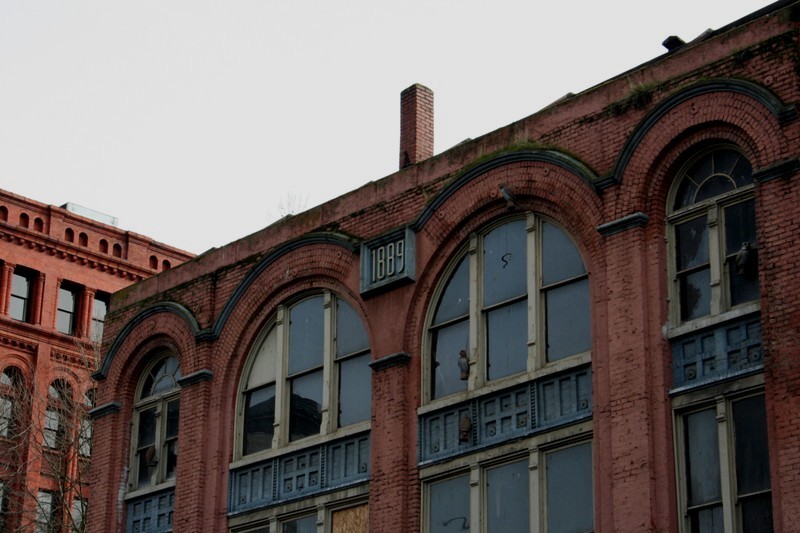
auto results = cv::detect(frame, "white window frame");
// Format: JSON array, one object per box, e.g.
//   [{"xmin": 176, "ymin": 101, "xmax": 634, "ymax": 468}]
[
  {"xmin": 423, "ymin": 213, "xmax": 591, "ymax": 408},
  {"xmin": 420, "ymin": 422, "xmax": 593, "ymax": 533},
  {"xmin": 666, "ymin": 146, "xmax": 759, "ymax": 338},
  {"xmin": 234, "ymin": 291, "xmax": 371, "ymax": 463},
  {"xmin": 672, "ymin": 374, "xmax": 772, "ymax": 533},
  {"xmin": 127, "ymin": 354, "xmax": 181, "ymax": 495}
]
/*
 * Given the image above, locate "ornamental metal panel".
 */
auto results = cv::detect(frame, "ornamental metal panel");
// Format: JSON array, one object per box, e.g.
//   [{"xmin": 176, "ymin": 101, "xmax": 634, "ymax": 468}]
[
  {"xmin": 418, "ymin": 365, "xmax": 592, "ymax": 464},
  {"xmin": 228, "ymin": 432, "xmax": 370, "ymax": 515},
  {"xmin": 126, "ymin": 488, "xmax": 174, "ymax": 533},
  {"xmin": 672, "ymin": 314, "xmax": 762, "ymax": 390}
]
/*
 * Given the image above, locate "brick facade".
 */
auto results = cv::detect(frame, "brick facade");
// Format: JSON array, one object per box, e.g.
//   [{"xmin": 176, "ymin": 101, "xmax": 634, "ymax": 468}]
[
  {"xmin": 91, "ymin": 2, "xmax": 800, "ymax": 531},
  {"xmin": 0, "ymin": 191, "xmax": 193, "ymax": 532}
]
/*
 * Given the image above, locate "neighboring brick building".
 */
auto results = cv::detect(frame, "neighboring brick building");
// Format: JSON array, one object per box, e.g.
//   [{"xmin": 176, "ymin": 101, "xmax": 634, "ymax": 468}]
[
  {"xmin": 0, "ymin": 191, "xmax": 193, "ymax": 531},
  {"xmin": 90, "ymin": 1, "xmax": 800, "ymax": 531}
]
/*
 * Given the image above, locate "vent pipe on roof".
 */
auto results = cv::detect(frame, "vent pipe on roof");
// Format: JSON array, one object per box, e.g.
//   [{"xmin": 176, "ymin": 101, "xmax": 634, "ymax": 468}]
[{"xmin": 399, "ymin": 84, "xmax": 434, "ymax": 169}]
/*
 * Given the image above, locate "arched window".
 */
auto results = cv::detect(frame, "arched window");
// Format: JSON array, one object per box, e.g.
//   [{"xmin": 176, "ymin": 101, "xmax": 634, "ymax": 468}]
[
  {"xmin": 149, "ymin": 256, "xmax": 158, "ymax": 270},
  {"xmin": 0, "ymin": 367, "xmax": 23, "ymax": 438},
  {"xmin": 65, "ymin": 228, "xmax": 75, "ymax": 242},
  {"xmin": 130, "ymin": 354, "xmax": 181, "ymax": 491},
  {"xmin": 78, "ymin": 233, "xmax": 88, "ymax": 247},
  {"xmin": 99, "ymin": 239, "xmax": 109, "ymax": 254},
  {"xmin": 112, "ymin": 243, "xmax": 123, "ymax": 258},
  {"xmin": 44, "ymin": 380, "xmax": 72, "ymax": 450},
  {"xmin": 33, "ymin": 218, "xmax": 44, "ymax": 232},
  {"xmin": 239, "ymin": 292, "xmax": 371, "ymax": 457},
  {"xmin": 427, "ymin": 215, "xmax": 590, "ymax": 401},
  {"xmin": 18, "ymin": 213, "xmax": 29, "ymax": 228},
  {"xmin": 668, "ymin": 146, "xmax": 757, "ymax": 323}
]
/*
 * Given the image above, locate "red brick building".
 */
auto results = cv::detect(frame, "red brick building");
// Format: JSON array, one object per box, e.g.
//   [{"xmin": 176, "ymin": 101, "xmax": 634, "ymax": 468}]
[
  {"xmin": 0, "ymin": 191, "xmax": 193, "ymax": 531},
  {"xmin": 90, "ymin": 2, "xmax": 800, "ymax": 531}
]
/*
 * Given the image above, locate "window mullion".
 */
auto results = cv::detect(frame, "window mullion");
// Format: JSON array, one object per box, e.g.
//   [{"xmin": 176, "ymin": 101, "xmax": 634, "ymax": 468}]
[
  {"xmin": 321, "ymin": 293, "xmax": 333, "ymax": 435},
  {"xmin": 468, "ymin": 234, "xmax": 480, "ymax": 389},
  {"xmin": 274, "ymin": 306, "xmax": 287, "ymax": 448},
  {"xmin": 715, "ymin": 397, "xmax": 735, "ymax": 533},
  {"xmin": 469, "ymin": 464, "xmax": 481, "ymax": 533},
  {"xmin": 529, "ymin": 446, "xmax": 540, "ymax": 532},
  {"xmin": 526, "ymin": 213, "xmax": 538, "ymax": 371},
  {"xmin": 707, "ymin": 206, "xmax": 723, "ymax": 316}
]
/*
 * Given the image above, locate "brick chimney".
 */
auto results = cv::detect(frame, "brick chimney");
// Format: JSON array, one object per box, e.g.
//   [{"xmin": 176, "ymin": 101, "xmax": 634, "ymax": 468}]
[{"xmin": 399, "ymin": 84, "xmax": 434, "ymax": 169}]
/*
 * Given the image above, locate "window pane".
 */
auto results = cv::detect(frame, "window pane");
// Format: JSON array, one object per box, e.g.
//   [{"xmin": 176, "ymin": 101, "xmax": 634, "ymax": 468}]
[
  {"xmin": 92, "ymin": 295, "xmax": 108, "ymax": 341},
  {"xmin": 542, "ymin": 222, "xmax": 585, "ymax": 285},
  {"xmin": 676, "ymin": 217, "xmax": 709, "ymax": 271},
  {"xmin": 9, "ymin": 273, "xmax": 30, "ymax": 321},
  {"xmin": 483, "ymin": 220, "xmax": 526, "ymax": 307},
  {"xmin": 733, "ymin": 395, "xmax": 770, "ymax": 495},
  {"xmin": 546, "ymin": 442, "xmax": 593, "ymax": 533},
  {"xmin": 43, "ymin": 409, "xmax": 60, "ymax": 448},
  {"xmin": 690, "ymin": 506, "xmax": 724, "ymax": 533},
  {"xmin": 433, "ymin": 257, "xmax": 469, "ymax": 325},
  {"xmin": 283, "ymin": 514, "xmax": 316, "ymax": 533},
  {"xmin": 289, "ymin": 370, "xmax": 323, "ymax": 441},
  {"xmin": 244, "ymin": 384, "xmax": 275, "ymax": 455},
  {"xmin": 248, "ymin": 328, "xmax": 278, "ymax": 389},
  {"xmin": 142, "ymin": 356, "xmax": 182, "ymax": 398},
  {"xmin": 288, "ymin": 297, "xmax": 324, "ymax": 375},
  {"xmin": 428, "ymin": 474, "xmax": 470, "ymax": 533},
  {"xmin": 57, "ymin": 287, "xmax": 77, "ymax": 334},
  {"xmin": 0, "ymin": 397, "xmax": 12, "ymax": 437},
  {"xmin": 695, "ymin": 174, "xmax": 736, "ymax": 202},
  {"xmin": 487, "ymin": 459, "xmax": 528, "ymax": 533},
  {"xmin": 165, "ymin": 399, "xmax": 179, "ymax": 438},
  {"xmin": 486, "ymin": 299, "xmax": 527, "ymax": 380},
  {"xmin": 165, "ymin": 439, "xmax": 178, "ymax": 480},
  {"xmin": 679, "ymin": 268, "xmax": 711, "ymax": 321},
  {"xmin": 338, "ymin": 352, "xmax": 371, "ymax": 426},
  {"xmin": 336, "ymin": 299, "xmax": 369, "ymax": 357},
  {"xmin": 545, "ymin": 278, "xmax": 590, "ymax": 362},
  {"xmin": 740, "ymin": 492, "xmax": 773, "ymax": 533},
  {"xmin": 724, "ymin": 200, "xmax": 757, "ymax": 254},
  {"xmin": 431, "ymin": 319, "xmax": 469, "ymax": 399},
  {"xmin": 685, "ymin": 408, "xmax": 721, "ymax": 507},
  {"xmin": 729, "ymin": 253, "xmax": 759, "ymax": 306}
]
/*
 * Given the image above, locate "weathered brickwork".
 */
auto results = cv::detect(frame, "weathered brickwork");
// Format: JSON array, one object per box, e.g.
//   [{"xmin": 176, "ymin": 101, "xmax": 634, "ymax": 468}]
[
  {"xmin": 0, "ymin": 191, "xmax": 193, "ymax": 532},
  {"xmin": 90, "ymin": 3, "xmax": 800, "ymax": 532}
]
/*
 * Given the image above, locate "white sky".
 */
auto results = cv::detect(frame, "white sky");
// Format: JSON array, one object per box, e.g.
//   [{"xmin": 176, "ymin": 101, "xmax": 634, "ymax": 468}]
[{"xmin": 0, "ymin": 0, "xmax": 775, "ymax": 254}]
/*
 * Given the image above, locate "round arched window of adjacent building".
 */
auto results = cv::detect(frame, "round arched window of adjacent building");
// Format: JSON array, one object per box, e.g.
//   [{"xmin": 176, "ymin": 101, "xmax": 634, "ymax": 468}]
[
  {"xmin": 0, "ymin": 367, "xmax": 23, "ymax": 438},
  {"xmin": 668, "ymin": 146, "xmax": 757, "ymax": 323},
  {"xmin": 238, "ymin": 292, "xmax": 371, "ymax": 457},
  {"xmin": 130, "ymin": 354, "xmax": 181, "ymax": 491},
  {"xmin": 426, "ymin": 214, "xmax": 590, "ymax": 402}
]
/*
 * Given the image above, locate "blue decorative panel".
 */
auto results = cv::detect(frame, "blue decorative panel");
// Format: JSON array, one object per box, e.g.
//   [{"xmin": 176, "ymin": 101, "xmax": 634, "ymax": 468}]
[
  {"xmin": 229, "ymin": 432, "xmax": 369, "ymax": 516},
  {"xmin": 328, "ymin": 434, "xmax": 370, "ymax": 486},
  {"xmin": 672, "ymin": 314, "xmax": 762, "ymax": 389},
  {"xmin": 126, "ymin": 488, "xmax": 174, "ymax": 533},
  {"xmin": 537, "ymin": 368, "xmax": 591, "ymax": 428},
  {"xmin": 419, "ymin": 365, "xmax": 591, "ymax": 465}
]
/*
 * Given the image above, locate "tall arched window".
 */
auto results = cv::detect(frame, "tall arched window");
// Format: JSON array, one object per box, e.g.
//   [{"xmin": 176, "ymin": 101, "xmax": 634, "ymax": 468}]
[
  {"xmin": 668, "ymin": 146, "xmax": 757, "ymax": 323},
  {"xmin": 427, "ymin": 215, "xmax": 590, "ymax": 401},
  {"xmin": 239, "ymin": 292, "xmax": 371, "ymax": 457},
  {"xmin": 130, "ymin": 354, "xmax": 181, "ymax": 491},
  {"xmin": 0, "ymin": 367, "xmax": 23, "ymax": 438},
  {"xmin": 43, "ymin": 380, "xmax": 72, "ymax": 450}
]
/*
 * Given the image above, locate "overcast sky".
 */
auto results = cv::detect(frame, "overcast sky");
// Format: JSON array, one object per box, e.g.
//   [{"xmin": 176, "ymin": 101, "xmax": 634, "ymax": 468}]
[{"xmin": 0, "ymin": 0, "xmax": 775, "ymax": 254}]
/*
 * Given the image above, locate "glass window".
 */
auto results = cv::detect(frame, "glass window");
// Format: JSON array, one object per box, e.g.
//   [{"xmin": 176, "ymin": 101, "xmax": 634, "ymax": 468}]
[
  {"xmin": 57, "ymin": 283, "xmax": 81, "ymax": 335},
  {"xmin": 545, "ymin": 442, "xmax": 594, "ymax": 533},
  {"xmin": 71, "ymin": 498, "xmax": 87, "ymax": 532},
  {"xmin": 240, "ymin": 292, "xmax": 371, "ymax": 457},
  {"xmin": 423, "ymin": 442, "xmax": 593, "ymax": 533},
  {"xmin": 43, "ymin": 380, "xmax": 72, "ymax": 450},
  {"xmin": 669, "ymin": 147, "xmax": 757, "ymax": 323},
  {"xmin": 35, "ymin": 491, "xmax": 55, "ymax": 533},
  {"xmin": 91, "ymin": 292, "xmax": 109, "ymax": 343},
  {"xmin": 130, "ymin": 354, "xmax": 181, "ymax": 491},
  {"xmin": 9, "ymin": 268, "xmax": 35, "ymax": 322},
  {"xmin": 427, "ymin": 216, "xmax": 589, "ymax": 401},
  {"xmin": 0, "ymin": 367, "xmax": 22, "ymax": 438},
  {"xmin": 282, "ymin": 514, "xmax": 316, "ymax": 533},
  {"xmin": 428, "ymin": 474, "xmax": 470, "ymax": 533},
  {"xmin": 678, "ymin": 393, "xmax": 772, "ymax": 533}
]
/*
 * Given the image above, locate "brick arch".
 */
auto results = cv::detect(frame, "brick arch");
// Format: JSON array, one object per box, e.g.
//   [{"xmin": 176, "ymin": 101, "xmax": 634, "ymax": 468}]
[
  {"xmin": 208, "ymin": 249, "xmax": 366, "ymax": 485},
  {"xmin": 94, "ymin": 303, "xmax": 200, "ymax": 390},
  {"xmin": 210, "ymin": 233, "xmax": 357, "ymax": 340},
  {"xmin": 212, "ymin": 244, "xmax": 363, "ymax": 404},
  {"xmin": 614, "ymin": 79, "xmax": 792, "ymax": 216},
  {"xmin": 405, "ymin": 157, "xmax": 606, "ymax": 363}
]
